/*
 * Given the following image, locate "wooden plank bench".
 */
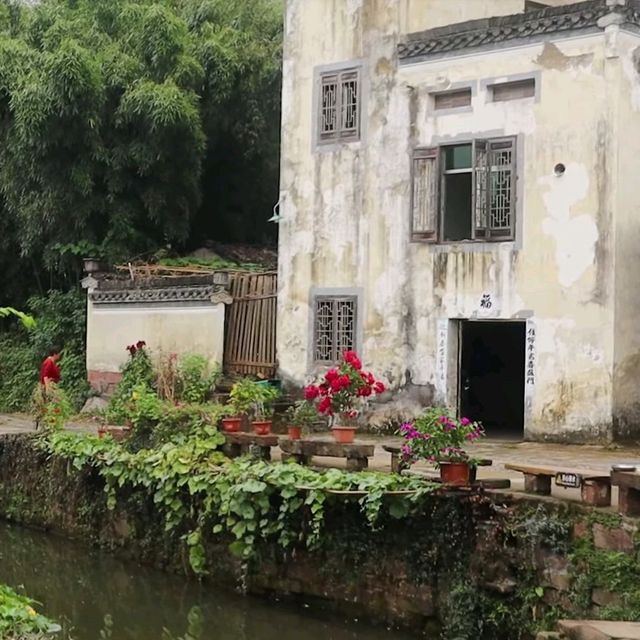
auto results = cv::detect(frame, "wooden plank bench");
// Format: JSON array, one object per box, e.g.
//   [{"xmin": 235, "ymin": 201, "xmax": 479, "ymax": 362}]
[
  {"xmin": 223, "ymin": 433, "xmax": 280, "ymax": 460},
  {"xmin": 383, "ymin": 444, "xmax": 492, "ymax": 481},
  {"xmin": 505, "ymin": 463, "xmax": 611, "ymax": 507},
  {"xmin": 611, "ymin": 471, "xmax": 640, "ymax": 516},
  {"xmin": 279, "ymin": 438, "xmax": 375, "ymax": 471}
]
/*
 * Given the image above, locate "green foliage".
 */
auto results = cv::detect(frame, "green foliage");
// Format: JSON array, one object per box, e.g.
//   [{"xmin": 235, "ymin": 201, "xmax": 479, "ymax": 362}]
[
  {"xmin": 39, "ymin": 429, "xmax": 437, "ymax": 574},
  {"xmin": 0, "ymin": 290, "xmax": 89, "ymax": 411},
  {"xmin": 177, "ymin": 354, "xmax": 220, "ymax": 404},
  {"xmin": 0, "ymin": 0, "xmax": 282, "ymax": 304},
  {"xmin": 0, "ymin": 307, "xmax": 35, "ymax": 330},
  {"xmin": 0, "ymin": 583, "xmax": 58, "ymax": 637},
  {"xmin": 284, "ymin": 400, "xmax": 319, "ymax": 429},
  {"xmin": 31, "ymin": 382, "xmax": 74, "ymax": 431},
  {"xmin": 228, "ymin": 378, "xmax": 279, "ymax": 419},
  {"xmin": 105, "ymin": 347, "xmax": 155, "ymax": 424}
]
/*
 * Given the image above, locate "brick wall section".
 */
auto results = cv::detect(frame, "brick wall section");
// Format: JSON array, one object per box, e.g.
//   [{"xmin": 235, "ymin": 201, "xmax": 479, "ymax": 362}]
[{"xmin": 87, "ymin": 370, "xmax": 122, "ymax": 395}]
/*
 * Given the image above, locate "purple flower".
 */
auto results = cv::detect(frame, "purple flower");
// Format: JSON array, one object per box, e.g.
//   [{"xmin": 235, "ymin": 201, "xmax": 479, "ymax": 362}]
[{"xmin": 461, "ymin": 417, "xmax": 471, "ymax": 426}]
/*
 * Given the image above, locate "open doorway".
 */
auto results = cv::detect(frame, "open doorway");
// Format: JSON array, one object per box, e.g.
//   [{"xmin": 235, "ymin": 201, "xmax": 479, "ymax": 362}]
[{"xmin": 459, "ymin": 320, "xmax": 525, "ymax": 440}]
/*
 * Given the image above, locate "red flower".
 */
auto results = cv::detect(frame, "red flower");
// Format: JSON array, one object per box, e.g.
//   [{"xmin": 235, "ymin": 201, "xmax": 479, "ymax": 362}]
[
  {"xmin": 357, "ymin": 386, "xmax": 372, "ymax": 397},
  {"xmin": 304, "ymin": 385, "xmax": 320, "ymax": 400},
  {"xmin": 343, "ymin": 351, "xmax": 362, "ymax": 370},
  {"xmin": 318, "ymin": 397, "xmax": 332, "ymax": 414},
  {"xmin": 325, "ymin": 368, "xmax": 339, "ymax": 382},
  {"xmin": 338, "ymin": 374, "xmax": 350, "ymax": 389},
  {"xmin": 363, "ymin": 372, "xmax": 375, "ymax": 385},
  {"xmin": 126, "ymin": 345, "xmax": 136, "ymax": 355},
  {"xmin": 374, "ymin": 381, "xmax": 386, "ymax": 394},
  {"xmin": 330, "ymin": 378, "xmax": 343, "ymax": 392},
  {"xmin": 318, "ymin": 383, "xmax": 329, "ymax": 396},
  {"xmin": 136, "ymin": 340, "xmax": 146, "ymax": 350}
]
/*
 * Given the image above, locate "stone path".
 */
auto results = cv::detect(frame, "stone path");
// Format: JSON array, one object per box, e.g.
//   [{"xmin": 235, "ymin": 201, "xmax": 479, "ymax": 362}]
[{"xmin": 0, "ymin": 413, "xmax": 96, "ymax": 435}]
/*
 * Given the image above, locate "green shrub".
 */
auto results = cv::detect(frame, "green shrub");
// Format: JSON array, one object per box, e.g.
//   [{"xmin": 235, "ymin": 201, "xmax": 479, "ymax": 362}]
[
  {"xmin": 0, "ymin": 290, "xmax": 89, "ymax": 412},
  {"xmin": 177, "ymin": 354, "xmax": 220, "ymax": 404}
]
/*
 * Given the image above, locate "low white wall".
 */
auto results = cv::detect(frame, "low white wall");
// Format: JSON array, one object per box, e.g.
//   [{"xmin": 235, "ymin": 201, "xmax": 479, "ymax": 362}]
[{"xmin": 86, "ymin": 300, "xmax": 225, "ymax": 374}]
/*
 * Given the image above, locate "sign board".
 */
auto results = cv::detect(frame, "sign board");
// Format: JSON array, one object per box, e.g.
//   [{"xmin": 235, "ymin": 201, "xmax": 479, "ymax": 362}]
[{"xmin": 555, "ymin": 472, "xmax": 582, "ymax": 489}]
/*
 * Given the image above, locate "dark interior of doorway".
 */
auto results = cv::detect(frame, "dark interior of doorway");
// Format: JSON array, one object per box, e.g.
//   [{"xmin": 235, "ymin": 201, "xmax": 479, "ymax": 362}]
[{"xmin": 459, "ymin": 320, "xmax": 525, "ymax": 440}]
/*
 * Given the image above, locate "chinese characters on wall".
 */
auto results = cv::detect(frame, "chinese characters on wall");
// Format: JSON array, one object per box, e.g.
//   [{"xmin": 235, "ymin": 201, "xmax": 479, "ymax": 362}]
[
  {"xmin": 525, "ymin": 324, "xmax": 536, "ymax": 387},
  {"xmin": 435, "ymin": 320, "xmax": 448, "ymax": 396}
]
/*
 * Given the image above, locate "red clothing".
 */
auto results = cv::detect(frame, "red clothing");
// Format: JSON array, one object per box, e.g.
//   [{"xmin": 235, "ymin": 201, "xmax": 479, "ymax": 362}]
[{"xmin": 39, "ymin": 357, "xmax": 61, "ymax": 385}]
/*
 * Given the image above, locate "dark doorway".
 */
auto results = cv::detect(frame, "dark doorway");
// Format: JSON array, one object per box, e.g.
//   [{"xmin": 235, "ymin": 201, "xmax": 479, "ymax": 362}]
[{"xmin": 459, "ymin": 321, "xmax": 525, "ymax": 440}]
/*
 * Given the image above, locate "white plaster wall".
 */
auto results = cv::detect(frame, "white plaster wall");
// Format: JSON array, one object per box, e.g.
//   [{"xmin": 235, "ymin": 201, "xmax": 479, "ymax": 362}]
[
  {"xmin": 86, "ymin": 301, "xmax": 225, "ymax": 373},
  {"xmin": 278, "ymin": 0, "xmax": 634, "ymax": 441}
]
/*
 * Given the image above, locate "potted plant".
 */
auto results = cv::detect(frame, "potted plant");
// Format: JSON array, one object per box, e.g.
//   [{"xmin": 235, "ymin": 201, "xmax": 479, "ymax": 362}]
[
  {"xmin": 304, "ymin": 351, "xmax": 385, "ymax": 444},
  {"xmin": 284, "ymin": 400, "xmax": 318, "ymax": 440},
  {"xmin": 223, "ymin": 378, "xmax": 256, "ymax": 432},
  {"xmin": 250, "ymin": 382, "xmax": 280, "ymax": 435},
  {"xmin": 398, "ymin": 408, "xmax": 485, "ymax": 485}
]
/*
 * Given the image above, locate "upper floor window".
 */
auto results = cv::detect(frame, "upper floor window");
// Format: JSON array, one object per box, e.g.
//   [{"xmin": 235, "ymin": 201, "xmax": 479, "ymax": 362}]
[
  {"xmin": 411, "ymin": 137, "xmax": 517, "ymax": 243},
  {"xmin": 433, "ymin": 87, "xmax": 472, "ymax": 111},
  {"xmin": 490, "ymin": 78, "xmax": 535, "ymax": 102},
  {"xmin": 313, "ymin": 295, "xmax": 358, "ymax": 363},
  {"xmin": 318, "ymin": 67, "xmax": 361, "ymax": 143}
]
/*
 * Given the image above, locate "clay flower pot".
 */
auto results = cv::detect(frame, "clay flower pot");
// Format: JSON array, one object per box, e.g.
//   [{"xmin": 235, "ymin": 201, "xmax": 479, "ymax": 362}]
[
  {"xmin": 252, "ymin": 420, "xmax": 273, "ymax": 436},
  {"xmin": 439, "ymin": 462, "xmax": 471, "ymax": 486},
  {"xmin": 287, "ymin": 425, "xmax": 302, "ymax": 440},
  {"xmin": 332, "ymin": 426, "xmax": 357, "ymax": 444},
  {"xmin": 222, "ymin": 417, "xmax": 242, "ymax": 433}
]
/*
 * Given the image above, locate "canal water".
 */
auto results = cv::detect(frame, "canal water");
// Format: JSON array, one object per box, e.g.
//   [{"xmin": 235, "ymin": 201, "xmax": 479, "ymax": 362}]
[{"xmin": 0, "ymin": 522, "xmax": 417, "ymax": 639}]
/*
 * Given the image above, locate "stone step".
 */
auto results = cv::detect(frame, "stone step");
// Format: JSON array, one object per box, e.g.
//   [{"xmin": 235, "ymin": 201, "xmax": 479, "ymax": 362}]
[{"xmin": 558, "ymin": 620, "xmax": 640, "ymax": 640}]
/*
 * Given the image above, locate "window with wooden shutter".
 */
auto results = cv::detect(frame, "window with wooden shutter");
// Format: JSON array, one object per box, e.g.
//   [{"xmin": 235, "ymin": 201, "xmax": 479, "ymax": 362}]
[
  {"xmin": 411, "ymin": 148, "xmax": 439, "ymax": 242},
  {"xmin": 319, "ymin": 68, "xmax": 360, "ymax": 143},
  {"xmin": 487, "ymin": 138, "xmax": 516, "ymax": 239},
  {"xmin": 313, "ymin": 296, "xmax": 358, "ymax": 363}
]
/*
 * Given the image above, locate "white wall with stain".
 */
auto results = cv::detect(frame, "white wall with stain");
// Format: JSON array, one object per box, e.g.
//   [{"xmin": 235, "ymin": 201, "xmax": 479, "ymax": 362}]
[{"xmin": 278, "ymin": 0, "xmax": 640, "ymax": 442}]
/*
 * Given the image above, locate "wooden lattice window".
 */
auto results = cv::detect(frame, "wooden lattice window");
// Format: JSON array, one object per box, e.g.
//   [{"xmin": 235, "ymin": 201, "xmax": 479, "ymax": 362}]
[
  {"xmin": 319, "ymin": 68, "xmax": 360, "ymax": 143},
  {"xmin": 313, "ymin": 296, "xmax": 358, "ymax": 363},
  {"xmin": 411, "ymin": 137, "xmax": 516, "ymax": 243}
]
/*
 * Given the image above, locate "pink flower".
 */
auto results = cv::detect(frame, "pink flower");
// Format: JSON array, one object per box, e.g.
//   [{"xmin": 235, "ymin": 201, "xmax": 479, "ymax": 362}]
[
  {"xmin": 461, "ymin": 417, "xmax": 471, "ymax": 426},
  {"xmin": 325, "ymin": 368, "xmax": 339, "ymax": 383}
]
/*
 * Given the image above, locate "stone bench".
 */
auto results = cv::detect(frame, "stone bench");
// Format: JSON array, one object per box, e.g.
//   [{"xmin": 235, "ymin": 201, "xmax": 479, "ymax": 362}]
[
  {"xmin": 611, "ymin": 471, "xmax": 640, "ymax": 516},
  {"xmin": 505, "ymin": 463, "xmax": 611, "ymax": 507},
  {"xmin": 223, "ymin": 432, "xmax": 279, "ymax": 460},
  {"xmin": 383, "ymin": 444, "xmax": 492, "ymax": 481},
  {"xmin": 402, "ymin": 468, "xmax": 510, "ymax": 490},
  {"xmin": 279, "ymin": 438, "xmax": 375, "ymax": 471}
]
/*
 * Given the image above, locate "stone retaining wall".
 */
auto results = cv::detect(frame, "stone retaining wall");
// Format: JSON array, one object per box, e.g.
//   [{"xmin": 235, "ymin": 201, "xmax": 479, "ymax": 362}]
[{"xmin": 0, "ymin": 434, "xmax": 639, "ymax": 639}]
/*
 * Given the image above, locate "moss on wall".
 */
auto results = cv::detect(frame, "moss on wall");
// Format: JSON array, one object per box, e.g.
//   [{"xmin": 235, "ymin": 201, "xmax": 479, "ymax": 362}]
[{"xmin": 1, "ymin": 434, "xmax": 639, "ymax": 639}]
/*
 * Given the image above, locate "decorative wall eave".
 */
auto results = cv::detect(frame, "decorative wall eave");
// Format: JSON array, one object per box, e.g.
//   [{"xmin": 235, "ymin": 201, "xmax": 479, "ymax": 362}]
[
  {"xmin": 398, "ymin": 0, "xmax": 640, "ymax": 64},
  {"xmin": 89, "ymin": 285, "xmax": 233, "ymax": 306}
]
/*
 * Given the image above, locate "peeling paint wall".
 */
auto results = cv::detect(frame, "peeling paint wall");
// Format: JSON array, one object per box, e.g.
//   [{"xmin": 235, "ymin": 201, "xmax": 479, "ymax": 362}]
[{"xmin": 278, "ymin": 0, "xmax": 640, "ymax": 442}]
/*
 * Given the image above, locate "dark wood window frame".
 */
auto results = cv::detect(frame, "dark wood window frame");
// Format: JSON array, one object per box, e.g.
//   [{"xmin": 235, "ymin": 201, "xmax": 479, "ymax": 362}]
[
  {"xmin": 312, "ymin": 295, "xmax": 358, "ymax": 364},
  {"xmin": 318, "ymin": 67, "xmax": 361, "ymax": 144},
  {"xmin": 410, "ymin": 137, "xmax": 517, "ymax": 244}
]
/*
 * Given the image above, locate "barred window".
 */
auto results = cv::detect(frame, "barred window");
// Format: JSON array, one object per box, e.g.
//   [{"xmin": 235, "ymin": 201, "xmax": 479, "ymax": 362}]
[
  {"xmin": 410, "ymin": 137, "xmax": 516, "ymax": 243},
  {"xmin": 318, "ymin": 68, "xmax": 360, "ymax": 143},
  {"xmin": 313, "ymin": 296, "xmax": 357, "ymax": 363}
]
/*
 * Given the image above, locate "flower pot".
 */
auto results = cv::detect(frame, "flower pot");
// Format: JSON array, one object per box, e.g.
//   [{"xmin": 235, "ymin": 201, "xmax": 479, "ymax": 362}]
[
  {"xmin": 439, "ymin": 462, "xmax": 470, "ymax": 486},
  {"xmin": 252, "ymin": 420, "xmax": 272, "ymax": 436},
  {"xmin": 287, "ymin": 425, "xmax": 302, "ymax": 440},
  {"xmin": 332, "ymin": 426, "xmax": 357, "ymax": 444},
  {"xmin": 222, "ymin": 417, "xmax": 242, "ymax": 433}
]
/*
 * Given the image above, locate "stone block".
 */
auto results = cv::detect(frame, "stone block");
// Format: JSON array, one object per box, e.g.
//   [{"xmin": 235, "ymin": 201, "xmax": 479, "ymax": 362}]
[
  {"xmin": 581, "ymin": 480, "xmax": 611, "ymax": 507},
  {"xmin": 591, "ymin": 587, "xmax": 622, "ymax": 608},
  {"xmin": 80, "ymin": 396, "xmax": 109, "ymax": 414},
  {"xmin": 573, "ymin": 520, "xmax": 590, "ymax": 540},
  {"xmin": 524, "ymin": 473, "xmax": 552, "ymax": 495},
  {"xmin": 618, "ymin": 486, "xmax": 640, "ymax": 517},
  {"xmin": 592, "ymin": 523, "xmax": 635, "ymax": 553}
]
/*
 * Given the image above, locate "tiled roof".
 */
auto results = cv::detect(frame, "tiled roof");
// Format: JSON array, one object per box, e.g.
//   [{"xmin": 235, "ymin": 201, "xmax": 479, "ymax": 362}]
[{"xmin": 398, "ymin": 0, "xmax": 639, "ymax": 63}]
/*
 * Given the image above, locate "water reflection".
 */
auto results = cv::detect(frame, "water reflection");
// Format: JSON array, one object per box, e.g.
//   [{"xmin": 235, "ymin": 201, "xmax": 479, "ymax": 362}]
[{"xmin": 0, "ymin": 522, "xmax": 415, "ymax": 639}]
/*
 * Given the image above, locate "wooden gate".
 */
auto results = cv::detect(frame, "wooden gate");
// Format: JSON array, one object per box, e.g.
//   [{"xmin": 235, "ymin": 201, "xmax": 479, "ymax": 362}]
[{"xmin": 224, "ymin": 272, "xmax": 277, "ymax": 379}]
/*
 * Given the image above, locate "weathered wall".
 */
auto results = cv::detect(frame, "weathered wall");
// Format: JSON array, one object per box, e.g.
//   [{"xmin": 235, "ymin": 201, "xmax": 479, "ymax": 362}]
[
  {"xmin": 612, "ymin": 35, "xmax": 640, "ymax": 440},
  {"xmin": 277, "ymin": 0, "xmax": 640, "ymax": 441},
  {"xmin": 2, "ymin": 434, "xmax": 640, "ymax": 638},
  {"xmin": 86, "ymin": 299, "xmax": 225, "ymax": 391}
]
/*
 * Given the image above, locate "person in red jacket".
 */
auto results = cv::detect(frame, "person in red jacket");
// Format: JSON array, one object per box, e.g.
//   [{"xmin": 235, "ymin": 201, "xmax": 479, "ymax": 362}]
[{"xmin": 39, "ymin": 346, "xmax": 62, "ymax": 386}]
